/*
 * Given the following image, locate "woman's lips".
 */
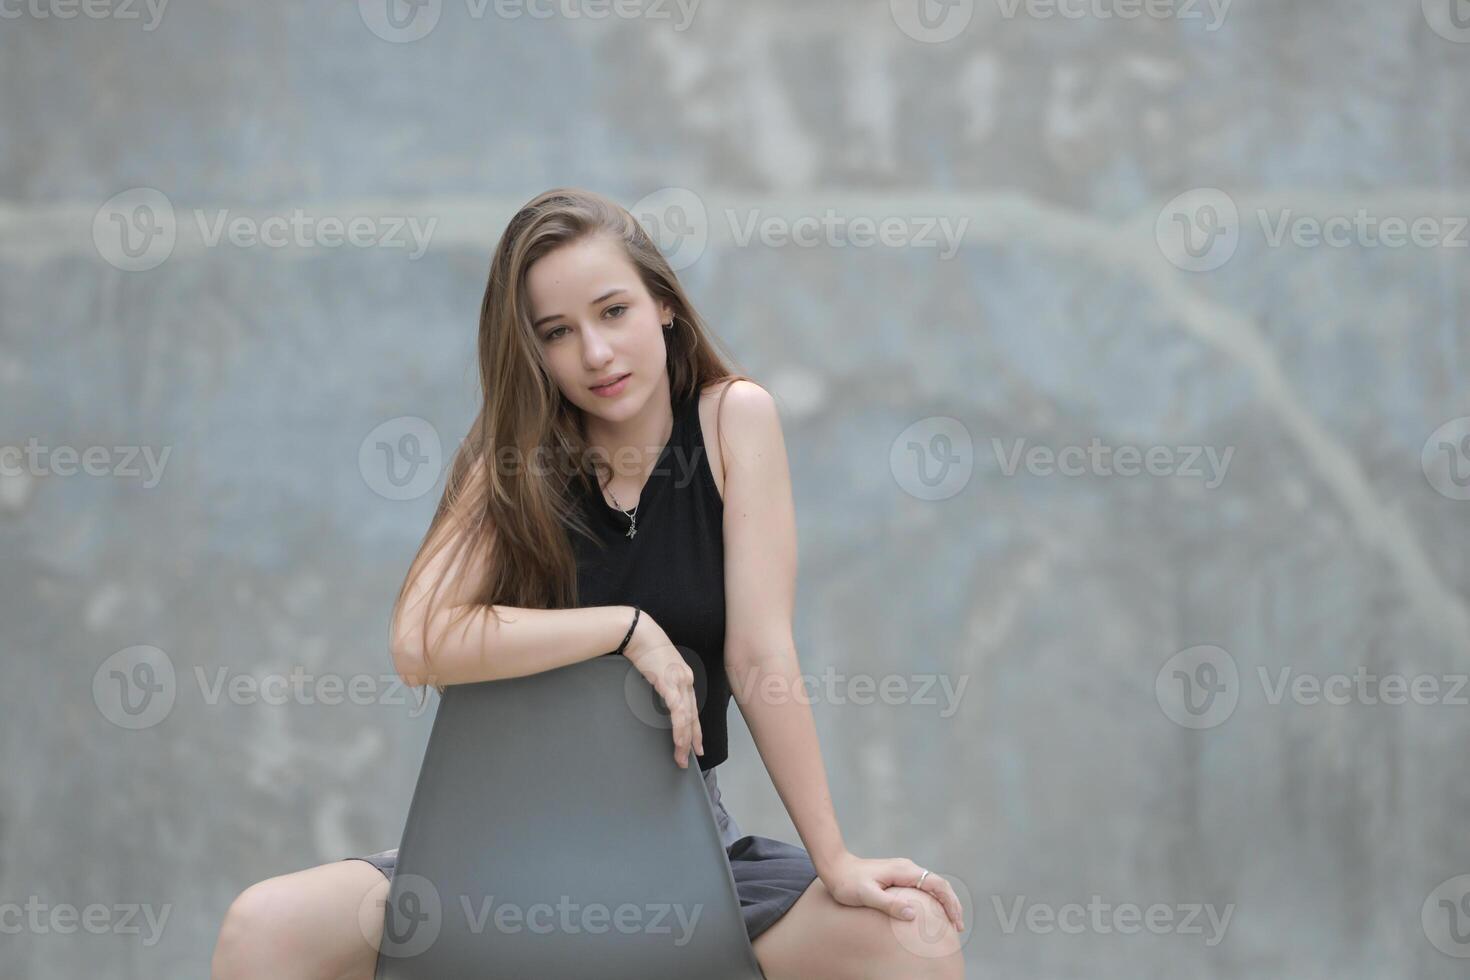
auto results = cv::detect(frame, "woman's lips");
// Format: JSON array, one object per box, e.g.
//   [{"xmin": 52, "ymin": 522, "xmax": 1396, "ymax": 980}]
[{"xmin": 590, "ymin": 373, "xmax": 630, "ymax": 397}]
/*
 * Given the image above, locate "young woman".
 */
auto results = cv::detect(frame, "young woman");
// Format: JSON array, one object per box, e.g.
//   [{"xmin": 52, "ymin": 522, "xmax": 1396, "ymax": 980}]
[{"xmin": 210, "ymin": 188, "xmax": 966, "ymax": 979}]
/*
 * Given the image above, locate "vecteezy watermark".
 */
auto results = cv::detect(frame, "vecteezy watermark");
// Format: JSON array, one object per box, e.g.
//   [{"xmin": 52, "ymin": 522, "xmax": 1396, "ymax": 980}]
[
  {"xmin": 725, "ymin": 208, "xmax": 969, "ymax": 261},
  {"xmin": 359, "ymin": 416, "xmax": 445, "ymax": 501},
  {"xmin": 632, "ymin": 187, "xmax": 708, "ymax": 272},
  {"xmin": 92, "ymin": 188, "xmax": 437, "ymax": 271},
  {"xmin": 618, "ymin": 655, "xmax": 969, "ymax": 737},
  {"xmin": 93, "ymin": 646, "xmax": 177, "ymax": 730},
  {"xmin": 1423, "ymin": 0, "xmax": 1470, "ymax": 44},
  {"xmin": 1422, "ymin": 416, "xmax": 1470, "ymax": 501},
  {"xmin": 1156, "ymin": 645, "xmax": 1470, "ymax": 730},
  {"xmin": 991, "ymin": 894, "xmax": 1233, "ymax": 947},
  {"xmin": 629, "ymin": 187, "xmax": 970, "ymax": 270},
  {"xmin": 1155, "ymin": 645, "xmax": 1240, "ymax": 729},
  {"xmin": 0, "ymin": 898, "xmax": 171, "ymax": 946},
  {"xmin": 365, "ymin": 874, "xmax": 708, "ymax": 959},
  {"xmin": 1156, "ymin": 188, "xmax": 1470, "ymax": 272},
  {"xmin": 890, "ymin": 416, "xmax": 975, "ymax": 501},
  {"xmin": 889, "ymin": 0, "xmax": 976, "ymax": 43},
  {"xmin": 889, "ymin": 870, "xmax": 975, "ymax": 959},
  {"xmin": 993, "ymin": 0, "xmax": 1232, "ymax": 29},
  {"xmin": 194, "ymin": 667, "xmax": 435, "ymax": 718},
  {"xmin": 1423, "ymin": 874, "xmax": 1470, "ymax": 958},
  {"xmin": 0, "ymin": 439, "xmax": 171, "ymax": 488},
  {"xmin": 991, "ymin": 437, "xmax": 1233, "ymax": 489},
  {"xmin": 1258, "ymin": 666, "xmax": 1470, "ymax": 708},
  {"xmin": 0, "ymin": 0, "xmax": 170, "ymax": 30},
  {"xmin": 725, "ymin": 662, "xmax": 970, "ymax": 718},
  {"xmin": 358, "ymin": 0, "xmax": 701, "ymax": 43},
  {"xmin": 92, "ymin": 646, "xmax": 433, "ymax": 729}
]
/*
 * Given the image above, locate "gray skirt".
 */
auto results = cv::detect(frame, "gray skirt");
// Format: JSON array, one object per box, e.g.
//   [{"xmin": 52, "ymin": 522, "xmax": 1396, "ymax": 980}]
[{"xmin": 342, "ymin": 765, "xmax": 817, "ymax": 943}]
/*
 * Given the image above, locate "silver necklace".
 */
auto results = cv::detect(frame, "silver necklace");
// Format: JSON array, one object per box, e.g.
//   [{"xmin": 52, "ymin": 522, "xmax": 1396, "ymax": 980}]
[
  {"xmin": 600, "ymin": 392, "xmax": 677, "ymax": 539},
  {"xmin": 605, "ymin": 485, "xmax": 639, "ymax": 538}
]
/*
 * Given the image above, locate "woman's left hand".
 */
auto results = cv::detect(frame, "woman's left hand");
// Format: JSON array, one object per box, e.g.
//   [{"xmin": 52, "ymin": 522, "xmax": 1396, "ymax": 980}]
[{"xmin": 818, "ymin": 851, "xmax": 965, "ymax": 933}]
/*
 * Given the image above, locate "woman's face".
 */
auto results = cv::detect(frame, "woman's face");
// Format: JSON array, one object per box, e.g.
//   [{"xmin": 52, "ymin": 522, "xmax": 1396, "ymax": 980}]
[{"xmin": 525, "ymin": 235, "xmax": 673, "ymax": 424}]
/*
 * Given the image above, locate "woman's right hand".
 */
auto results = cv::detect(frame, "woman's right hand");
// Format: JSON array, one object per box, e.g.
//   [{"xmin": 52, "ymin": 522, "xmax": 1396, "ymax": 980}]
[{"xmin": 621, "ymin": 611, "xmax": 704, "ymax": 769}]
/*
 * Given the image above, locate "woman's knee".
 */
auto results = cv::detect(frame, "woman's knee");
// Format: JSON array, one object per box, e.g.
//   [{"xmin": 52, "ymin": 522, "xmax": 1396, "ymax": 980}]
[
  {"xmin": 863, "ymin": 886, "xmax": 966, "ymax": 978},
  {"xmin": 212, "ymin": 877, "xmax": 302, "ymax": 978},
  {"xmin": 211, "ymin": 862, "xmax": 388, "ymax": 980}
]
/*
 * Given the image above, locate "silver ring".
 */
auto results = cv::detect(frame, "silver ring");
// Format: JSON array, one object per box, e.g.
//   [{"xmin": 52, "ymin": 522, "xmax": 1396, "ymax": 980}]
[{"xmin": 916, "ymin": 869, "xmax": 930, "ymax": 889}]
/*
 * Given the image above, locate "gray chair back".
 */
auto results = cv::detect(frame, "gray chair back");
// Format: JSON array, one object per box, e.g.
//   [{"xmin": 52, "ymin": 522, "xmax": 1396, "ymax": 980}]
[{"xmin": 373, "ymin": 653, "xmax": 765, "ymax": 979}]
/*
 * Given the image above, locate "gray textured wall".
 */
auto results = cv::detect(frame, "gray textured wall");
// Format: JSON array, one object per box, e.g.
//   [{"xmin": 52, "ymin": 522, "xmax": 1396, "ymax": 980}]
[{"xmin": 3, "ymin": 1, "xmax": 1469, "ymax": 977}]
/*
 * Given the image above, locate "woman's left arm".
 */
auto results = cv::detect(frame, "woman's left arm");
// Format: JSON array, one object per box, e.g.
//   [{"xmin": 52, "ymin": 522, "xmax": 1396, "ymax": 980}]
[{"xmin": 715, "ymin": 381, "xmax": 964, "ymax": 933}]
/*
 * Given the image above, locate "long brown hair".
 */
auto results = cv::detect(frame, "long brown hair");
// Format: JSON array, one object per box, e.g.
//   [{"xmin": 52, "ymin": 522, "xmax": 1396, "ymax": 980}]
[{"xmin": 393, "ymin": 187, "xmax": 755, "ymax": 703}]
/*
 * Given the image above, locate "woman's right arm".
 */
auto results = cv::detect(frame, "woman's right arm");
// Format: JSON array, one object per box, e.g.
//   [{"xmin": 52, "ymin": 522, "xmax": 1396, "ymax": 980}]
[
  {"xmin": 388, "ymin": 512, "xmax": 704, "ymax": 766},
  {"xmin": 395, "ymin": 601, "xmax": 639, "ymax": 687}
]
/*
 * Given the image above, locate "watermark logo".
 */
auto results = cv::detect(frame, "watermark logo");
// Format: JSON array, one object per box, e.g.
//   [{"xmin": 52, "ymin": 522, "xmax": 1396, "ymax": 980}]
[
  {"xmin": 622, "ymin": 646, "xmax": 710, "ymax": 732},
  {"xmin": 0, "ymin": 439, "xmax": 171, "ymax": 488},
  {"xmin": 93, "ymin": 647, "xmax": 434, "ymax": 729},
  {"xmin": 360, "ymin": 0, "xmax": 442, "ymax": 42},
  {"xmin": 890, "ymin": 869, "xmax": 973, "ymax": 958},
  {"xmin": 1156, "ymin": 188, "xmax": 1239, "ymax": 272},
  {"xmin": 1422, "ymin": 416, "xmax": 1470, "ymax": 501},
  {"xmin": 94, "ymin": 188, "xmax": 176, "ymax": 272},
  {"xmin": 890, "ymin": 416, "xmax": 974, "ymax": 501},
  {"xmin": 1258, "ymin": 666, "xmax": 1470, "ymax": 708},
  {"xmin": 631, "ymin": 189, "xmax": 970, "ymax": 269},
  {"xmin": 359, "ymin": 416, "xmax": 444, "ymax": 501},
  {"xmin": 374, "ymin": 873, "xmax": 443, "ymax": 958},
  {"xmin": 991, "ymin": 437, "xmax": 1233, "ymax": 488},
  {"xmin": 1424, "ymin": 0, "xmax": 1470, "ymax": 43},
  {"xmin": 194, "ymin": 667, "xmax": 435, "ymax": 718},
  {"xmin": 725, "ymin": 208, "xmax": 968, "ymax": 260},
  {"xmin": 632, "ymin": 186, "xmax": 708, "ymax": 272},
  {"xmin": 0, "ymin": 0, "xmax": 169, "ymax": 30},
  {"xmin": 725, "ymin": 663, "xmax": 970, "ymax": 718},
  {"xmin": 1422, "ymin": 874, "xmax": 1470, "ymax": 958},
  {"xmin": 93, "ymin": 188, "xmax": 437, "ymax": 269},
  {"xmin": 360, "ymin": 0, "xmax": 700, "ymax": 41},
  {"xmin": 1157, "ymin": 646, "xmax": 1470, "ymax": 729},
  {"xmin": 93, "ymin": 646, "xmax": 177, "ymax": 730},
  {"xmin": 992, "ymin": 894, "xmax": 1233, "ymax": 947},
  {"xmin": 0, "ymin": 898, "xmax": 171, "ymax": 945},
  {"xmin": 1155, "ymin": 645, "xmax": 1239, "ymax": 729},
  {"xmin": 890, "ymin": 0, "xmax": 974, "ymax": 43},
  {"xmin": 1158, "ymin": 188, "xmax": 1469, "ymax": 272},
  {"xmin": 993, "ymin": 0, "xmax": 1232, "ymax": 30},
  {"xmin": 361, "ymin": 876, "xmax": 709, "ymax": 953}
]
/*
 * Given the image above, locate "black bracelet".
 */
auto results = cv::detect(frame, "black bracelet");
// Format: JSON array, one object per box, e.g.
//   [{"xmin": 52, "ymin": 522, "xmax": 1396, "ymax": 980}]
[{"xmin": 614, "ymin": 605, "xmax": 641, "ymax": 657}]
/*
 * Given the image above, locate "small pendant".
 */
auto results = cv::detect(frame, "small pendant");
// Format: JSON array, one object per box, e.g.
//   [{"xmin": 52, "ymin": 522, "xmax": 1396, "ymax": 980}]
[{"xmin": 626, "ymin": 520, "xmax": 637, "ymax": 539}]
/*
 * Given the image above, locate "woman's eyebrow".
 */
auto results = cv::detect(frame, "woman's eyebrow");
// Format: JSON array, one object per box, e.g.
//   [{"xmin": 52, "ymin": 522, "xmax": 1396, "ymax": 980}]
[{"xmin": 532, "ymin": 288, "xmax": 629, "ymax": 329}]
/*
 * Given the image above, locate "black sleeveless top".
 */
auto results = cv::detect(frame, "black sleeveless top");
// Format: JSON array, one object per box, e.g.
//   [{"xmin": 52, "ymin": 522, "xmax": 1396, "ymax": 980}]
[{"xmin": 569, "ymin": 385, "xmax": 731, "ymax": 772}]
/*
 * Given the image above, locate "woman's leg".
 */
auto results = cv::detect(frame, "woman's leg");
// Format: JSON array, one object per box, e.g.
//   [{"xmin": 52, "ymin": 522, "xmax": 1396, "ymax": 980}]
[
  {"xmin": 750, "ymin": 877, "xmax": 966, "ymax": 980},
  {"xmin": 211, "ymin": 859, "xmax": 389, "ymax": 980}
]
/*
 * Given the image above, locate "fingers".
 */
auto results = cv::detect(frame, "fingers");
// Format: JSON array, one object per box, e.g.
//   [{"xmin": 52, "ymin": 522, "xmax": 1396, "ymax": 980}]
[
  {"xmin": 649, "ymin": 656, "xmax": 701, "ymax": 769},
  {"xmin": 672, "ymin": 686, "xmax": 692, "ymax": 767},
  {"xmin": 665, "ymin": 676, "xmax": 697, "ymax": 768},
  {"xmin": 876, "ymin": 886, "xmax": 918, "ymax": 921},
  {"xmin": 925, "ymin": 877, "xmax": 964, "ymax": 932},
  {"xmin": 898, "ymin": 859, "xmax": 965, "ymax": 933}
]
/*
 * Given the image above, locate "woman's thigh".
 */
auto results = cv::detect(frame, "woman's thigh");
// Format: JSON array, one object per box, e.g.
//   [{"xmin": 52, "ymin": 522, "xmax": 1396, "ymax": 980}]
[
  {"xmin": 213, "ymin": 858, "xmax": 389, "ymax": 979},
  {"xmin": 750, "ymin": 877, "xmax": 964, "ymax": 980}
]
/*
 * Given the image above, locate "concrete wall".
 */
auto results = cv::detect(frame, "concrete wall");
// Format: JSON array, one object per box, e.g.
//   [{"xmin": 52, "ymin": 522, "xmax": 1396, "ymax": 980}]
[{"xmin": 2, "ymin": 1, "xmax": 1468, "ymax": 976}]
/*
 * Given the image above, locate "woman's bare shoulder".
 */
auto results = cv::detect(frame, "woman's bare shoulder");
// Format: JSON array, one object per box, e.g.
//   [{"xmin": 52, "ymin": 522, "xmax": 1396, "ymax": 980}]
[{"xmin": 696, "ymin": 379, "xmax": 782, "ymax": 502}]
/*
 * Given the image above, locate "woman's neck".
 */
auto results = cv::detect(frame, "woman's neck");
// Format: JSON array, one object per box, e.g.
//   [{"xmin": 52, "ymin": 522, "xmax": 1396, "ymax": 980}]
[{"xmin": 582, "ymin": 381, "xmax": 675, "ymax": 491}]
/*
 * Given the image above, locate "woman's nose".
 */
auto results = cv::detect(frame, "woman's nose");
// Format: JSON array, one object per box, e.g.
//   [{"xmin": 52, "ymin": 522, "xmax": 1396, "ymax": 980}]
[{"xmin": 581, "ymin": 324, "xmax": 613, "ymax": 367}]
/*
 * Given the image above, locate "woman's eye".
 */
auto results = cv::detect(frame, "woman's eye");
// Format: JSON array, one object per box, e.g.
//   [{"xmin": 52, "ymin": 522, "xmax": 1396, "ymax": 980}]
[
  {"xmin": 545, "ymin": 326, "xmax": 568, "ymax": 341},
  {"xmin": 605, "ymin": 305, "xmax": 627, "ymax": 319}
]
